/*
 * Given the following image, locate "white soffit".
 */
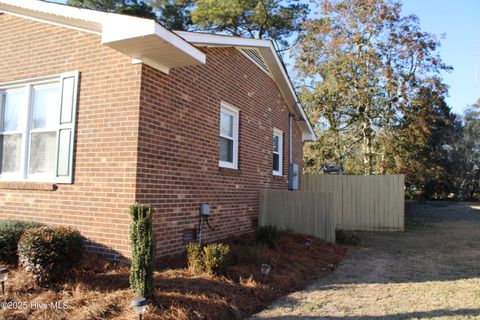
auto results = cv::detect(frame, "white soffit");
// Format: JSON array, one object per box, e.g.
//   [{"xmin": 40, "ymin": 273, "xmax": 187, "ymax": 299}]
[
  {"xmin": 101, "ymin": 18, "xmax": 206, "ymax": 72},
  {"xmin": 175, "ymin": 31, "xmax": 317, "ymax": 141},
  {"xmin": 0, "ymin": 0, "xmax": 206, "ymax": 73}
]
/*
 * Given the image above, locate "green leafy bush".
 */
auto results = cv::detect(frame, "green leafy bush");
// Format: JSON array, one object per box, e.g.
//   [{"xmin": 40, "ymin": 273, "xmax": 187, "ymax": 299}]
[
  {"xmin": 230, "ymin": 244, "xmax": 267, "ymax": 265},
  {"xmin": 255, "ymin": 225, "xmax": 279, "ymax": 249},
  {"xmin": 18, "ymin": 226, "xmax": 83, "ymax": 284},
  {"xmin": 187, "ymin": 243, "xmax": 231, "ymax": 275},
  {"xmin": 203, "ymin": 243, "xmax": 230, "ymax": 275},
  {"xmin": 129, "ymin": 203, "xmax": 155, "ymax": 298},
  {"xmin": 0, "ymin": 220, "xmax": 43, "ymax": 265},
  {"xmin": 187, "ymin": 242, "xmax": 204, "ymax": 273},
  {"xmin": 335, "ymin": 229, "xmax": 362, "ymax": 246}
]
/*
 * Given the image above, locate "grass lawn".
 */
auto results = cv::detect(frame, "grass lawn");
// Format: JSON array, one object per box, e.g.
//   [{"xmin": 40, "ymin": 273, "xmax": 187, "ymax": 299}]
[
  {"xmin": 253, "ymin": 202, "xmax": 480, "ymax": 319},
  {"xmin": 0, "ymin": 232, "xmax": 345, "ymax": 320}
]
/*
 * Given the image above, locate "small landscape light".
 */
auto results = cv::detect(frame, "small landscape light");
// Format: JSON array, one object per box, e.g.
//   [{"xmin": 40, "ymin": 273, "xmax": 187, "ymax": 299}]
[
  {"xmin": 0, "ymin": 268, "xmax": 8, "ymax": 294},
  {"xmin": 260, "ymin": 263, "xmax": 271, "ymax": 279},
  {"xmin": 305, "ymin": 239, "xmax": 313, "ymax": 249},
  {"xmin": 131, "ymin": 297, "xmax": 148, "ymax": 320}
]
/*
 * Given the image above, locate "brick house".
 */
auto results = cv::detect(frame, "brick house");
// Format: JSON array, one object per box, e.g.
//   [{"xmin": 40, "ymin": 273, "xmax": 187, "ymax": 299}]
[{"xmin": 0, "ymin": 0, "xmax": 316, "ymax": 261}]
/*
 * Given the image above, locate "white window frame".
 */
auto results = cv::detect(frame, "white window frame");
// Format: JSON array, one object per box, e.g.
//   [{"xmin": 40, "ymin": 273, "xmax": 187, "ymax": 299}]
[
  {"xmin": 0, "ymin": 72, "xmax": 79, "ymax": 183},
  {"xmin": 28, "ymin": 82, "xmax": 61, "ymax": 182},
  {"xmin": 219, "ymin": 101, "xmax": 239, "ymax": 170},
  {"xmin": 0, "ymin": 87, "xmax": 26, "ymax": 181},
  {"xmin": 273, "ymin": 128, "xmax": 283, "ymax": 176}
]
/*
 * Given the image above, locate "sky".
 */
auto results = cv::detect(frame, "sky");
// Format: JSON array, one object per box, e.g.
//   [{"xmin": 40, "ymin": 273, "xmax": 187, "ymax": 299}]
[{"xmin": 400, "ymin": 0, "xmax": 480, "ymax": 114}]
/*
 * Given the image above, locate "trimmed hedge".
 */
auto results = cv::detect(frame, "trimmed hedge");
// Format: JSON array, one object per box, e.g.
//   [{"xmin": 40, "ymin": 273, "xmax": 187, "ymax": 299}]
[
  {"xmin": 129, "ymin": 203, "xmax": 155, "ymax": 298},
  {"xmin": 0, "ymin": 220, "xmax": 43, "ymax": 265},
  {"xmin": 18, "ymin": 226, "xmax": 84, "ymax": 285}
]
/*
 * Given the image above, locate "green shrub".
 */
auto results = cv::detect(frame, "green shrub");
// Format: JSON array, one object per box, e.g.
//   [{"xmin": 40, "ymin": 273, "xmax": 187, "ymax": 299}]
[
  {"xmin": 187, "ymin": 242, "xmax": 231, "ymax": 275},
  {"xmin": 203, "ymin": 243, "xmax": 230, "ymax": 275},
  {"xmin": 0, "ymin": 220, "xmax": 43, "ymax": 265},
  {"xmin": 129, "ymin": 203, "xmax": 155, "ymax": 298},
  {"xmin": 187, "ymin": 242, "xmax": 204, "ymax": 273},
  {"xmin": 255, "ymin": 225, "xmax": 279, "ymax": 249},
  {"xmin": 18, "ymin": 226, "xmax": 83, "ymax": 284},
  {"xmin": 230, "ymin": 244, "xmax": 267, "ymax": 265},
  {"xmin": 335, "ymin": 229, "xmax": 362, "ymax": 246}
]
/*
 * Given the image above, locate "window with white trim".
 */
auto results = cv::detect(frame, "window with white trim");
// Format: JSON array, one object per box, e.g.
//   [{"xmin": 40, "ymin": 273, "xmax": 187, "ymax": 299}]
[
  {"xmin": 219, "ymin": 102, "xmax": 239, "ymax": 169},
  {"xmin": 272, "ymin": 128, "xmax": 283, "ymax": 176},
  {"xmin": 0, "ymin": 72, "xmax": 79, "ymax": 183}
]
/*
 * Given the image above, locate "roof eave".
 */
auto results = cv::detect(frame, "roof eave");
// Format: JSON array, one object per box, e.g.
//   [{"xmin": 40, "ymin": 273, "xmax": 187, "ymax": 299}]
[
  {"xmin": 0, "ymin": 0, "xmax": 206, "ymax": 73},
  {"xmin": 258, "ymin": 44, "xmax": 317, "ymax": 142},
  {"xmin": 101, "ymin": 19, "xmax": 206, "ymax": 72}
]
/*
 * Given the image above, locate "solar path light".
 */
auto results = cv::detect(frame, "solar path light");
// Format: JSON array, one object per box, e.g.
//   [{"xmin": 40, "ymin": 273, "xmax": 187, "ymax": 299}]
[
  {"xmin": 260, "ymin": 263, "xmax": 271, "ymax": 280},
  {"xmin": 0, "ymin": 268, "xmax": 9, "ymax": 294},
  {"xmin": 131, "ymin": 297, "xmax": 148, "ymax": 320}
]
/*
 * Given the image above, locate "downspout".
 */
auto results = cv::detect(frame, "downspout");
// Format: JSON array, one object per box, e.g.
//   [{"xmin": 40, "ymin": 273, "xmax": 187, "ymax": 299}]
[
  {"xmin": 289, "ymin": 112, "xmax": 294, "ymax": 166},
  {"xmin": 288, "ymin": 112, "xmax": 300, "ymax": 190}
]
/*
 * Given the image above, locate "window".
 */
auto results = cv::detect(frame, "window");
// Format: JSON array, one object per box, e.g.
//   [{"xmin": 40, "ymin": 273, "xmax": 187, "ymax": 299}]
[
  {"xmin": 0, "ymin": 72, "xmax": 79, "ymax": 183},
  {"xmin": 219, "ymin": 102, "xmax": 239, "ymax": 169},
  {"xmin": 272, "ymin": 128, "xmax": 283, "ymax": 176}
]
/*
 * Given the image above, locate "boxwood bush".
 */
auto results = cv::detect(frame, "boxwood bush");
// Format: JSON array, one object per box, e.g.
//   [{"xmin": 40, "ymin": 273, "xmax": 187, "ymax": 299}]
[
  {"xmin": 203, "ymin": 243, "xmax": 230, "ymax": 275},
  {"xmin": 255, "ymin": 225, "xmax": 279, "ymax": 249},
  {"xmin": 18, "ymin": 226, "xmax": 84, "ymax": 285},
  {"xmin": 0, "ymin": 220, "xmax": 43, "ymax": 265},
  {"xmin": 187, "ymin": 242, "xmax": 204, "ymax": 273},
  {"xmin": 129, "ymin": 203, "xmax": 155, "ymax": 298},
  {"xmin": 187, "ymin": 242, "xmax": 231, "ymax": 275}
]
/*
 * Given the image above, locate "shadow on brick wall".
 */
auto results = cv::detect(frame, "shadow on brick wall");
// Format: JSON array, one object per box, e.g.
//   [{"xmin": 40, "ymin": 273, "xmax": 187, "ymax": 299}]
[{"xmin": 83, "ymin": 238, "xmax": 128, "ymax": 264}]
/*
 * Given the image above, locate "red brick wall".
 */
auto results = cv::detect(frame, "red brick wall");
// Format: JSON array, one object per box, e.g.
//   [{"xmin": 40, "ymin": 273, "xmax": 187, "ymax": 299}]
[
  {"xmin": 0, "ymin": 14, "xmax": 304, "ymax": 261},
  {"xmin": 0, "ymin": 15, "xmax": 142, "ymax": 260},
  {"xmin": 136, "ymin": 47, "xmax": 304, "ymax": 260}
]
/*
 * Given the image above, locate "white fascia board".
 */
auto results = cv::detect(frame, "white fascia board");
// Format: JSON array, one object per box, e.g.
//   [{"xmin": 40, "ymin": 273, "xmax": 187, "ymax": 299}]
[
  {"xmin": 0, "ymin": 0, "xmax": 104, "ymax": 33},
  {"xmin": 174, "ymin": 31, "xmax": 271, "ymax": 48},
  {"xmin": 266, "ymin": 44, "xmax": 317, "ymax": 142},
  {"xmin": 153, "ymin": 25, "xmax": 206, "ymax": 64}
]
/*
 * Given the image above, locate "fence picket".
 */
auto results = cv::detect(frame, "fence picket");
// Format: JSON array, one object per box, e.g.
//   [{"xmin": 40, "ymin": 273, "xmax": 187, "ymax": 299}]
[
  {"xmin": 302, "ymin": 174, "xmax": 404, "ymax": 232},
  {"xmin": 259, "ymin": 190, "xmax": 335, "ymax": 242},
  {"xmin": 259, "ymin": 175, "xmax": 404, "ymax": 244}
]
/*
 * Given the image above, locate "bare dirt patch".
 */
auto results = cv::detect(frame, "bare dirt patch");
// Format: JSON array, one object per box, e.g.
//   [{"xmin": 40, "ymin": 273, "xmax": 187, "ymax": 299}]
[
  {"xmin": 0, "ymin": 232, "xmax": 344, "ymax": 320},
  {"xmin": 252, "ymin": 201, "xmax": 480, "ymax": 320}
]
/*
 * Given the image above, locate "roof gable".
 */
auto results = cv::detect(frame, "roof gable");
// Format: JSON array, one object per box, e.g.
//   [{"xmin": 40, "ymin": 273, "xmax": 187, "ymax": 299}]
[{"xmin": 174, "ymin": 31, "xmax": 316, "ymax": 141}]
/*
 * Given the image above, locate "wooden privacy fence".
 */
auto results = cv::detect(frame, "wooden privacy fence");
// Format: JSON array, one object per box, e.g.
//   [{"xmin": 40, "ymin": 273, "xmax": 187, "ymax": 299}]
[
  {"xmin": 303, "ymin": 174, "xmax": 405, "ymax": 232},
  {"xmin": 259, "ymin": 175, "xmax": 405, "ymax": 243},
  {"xmin": 259, "ymin": 190, "xmax": 335, "ymax": 243}
]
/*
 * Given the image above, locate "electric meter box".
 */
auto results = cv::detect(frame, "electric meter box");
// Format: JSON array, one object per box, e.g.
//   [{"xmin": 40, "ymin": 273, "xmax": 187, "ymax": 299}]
[{"xmin": 288, "ymin": 163, "xmax": 299, "ymax": 190}]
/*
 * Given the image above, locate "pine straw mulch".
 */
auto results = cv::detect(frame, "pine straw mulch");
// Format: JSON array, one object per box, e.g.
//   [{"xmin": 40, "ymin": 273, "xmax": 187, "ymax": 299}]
[{"xmin": 0, "ymin": 232, "xmax": 346, "ymax": 320}]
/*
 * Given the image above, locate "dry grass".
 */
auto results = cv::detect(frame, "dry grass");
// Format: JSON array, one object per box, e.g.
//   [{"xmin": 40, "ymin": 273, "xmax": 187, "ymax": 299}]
[
  {"xmin": 0, "ymin": 232, "xmax": 345, "ymax": 320},
  {"xmin": 253, "ymin": 201, "xmax": 480, "ymax": 320}
]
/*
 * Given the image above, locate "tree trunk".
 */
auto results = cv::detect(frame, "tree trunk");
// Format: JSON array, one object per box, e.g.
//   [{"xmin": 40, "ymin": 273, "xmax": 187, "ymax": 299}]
[
  {"xmin": 333, "ymin": 127, "xmax": 342, "ymax": 166},
  {"xmin": 362, "ymin": 123, "xmax": 374, "ymax": 175}
]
